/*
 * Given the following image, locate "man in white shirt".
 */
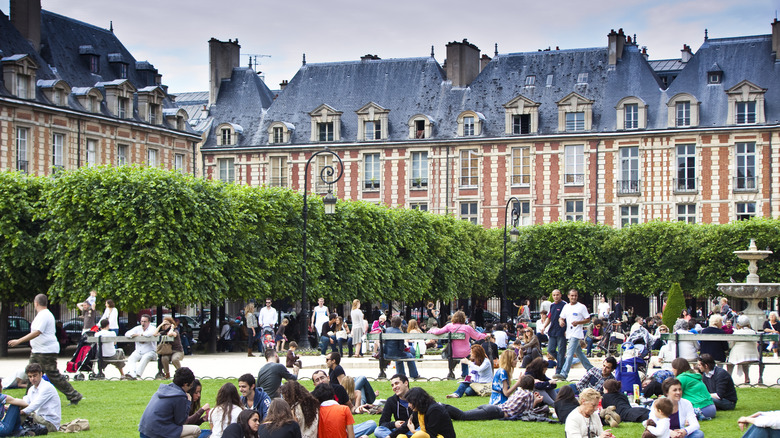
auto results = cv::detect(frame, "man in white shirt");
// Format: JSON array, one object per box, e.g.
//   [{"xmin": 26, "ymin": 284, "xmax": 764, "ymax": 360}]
[
  {"xmin": 123, "ymin": 314, "xmax": 157, "ymax": 380},
  {"xmin": 555, "ymin": 289, "xmax": 593, "ymax": 380},
  {"xmin": 597, "ymin": 297, "xmax": 611, "ymax": 320},
  {"xmin": 8, "ymin": 294, "xmax": 83, "ymax": 405},
  {"xmin": 311, "ymin": 297, "xmax": 329, "ymax": 337},
  {"xmin": 492, "ymin": 323, "xmax": 509, "ymax": 349},
  {"xmin": 95, "ymin": 319, "xmax": 126, "ymax": 376},
  {"xmin": 258, "ymin": 298, "xmax": 278, "ymax": 335},
  {"xmin": 22, "ymin": 363, "xmax": 61, "ymax": 432}
]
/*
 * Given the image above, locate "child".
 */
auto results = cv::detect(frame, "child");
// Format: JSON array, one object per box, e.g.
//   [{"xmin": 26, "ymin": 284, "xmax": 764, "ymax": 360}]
[
  {"xmin": 642, "ymin": 397, "xmax": 672, "ymax": 438},
  {"xmin": 275, "ymin": 318, "xmax": 289, "ymax": 352},
  {"xmin": 286, "ymin": 341, "xmax": 302, "ymax": 368},
  {"xmin": 86, "ymin": 289, "xmax": 97, "ymax": 310}
]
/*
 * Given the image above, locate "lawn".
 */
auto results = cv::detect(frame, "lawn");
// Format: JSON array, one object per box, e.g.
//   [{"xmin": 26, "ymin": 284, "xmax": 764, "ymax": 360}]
[{"xmin": 4, "ymin": 379, "xmax": 774, "ymax": 437}]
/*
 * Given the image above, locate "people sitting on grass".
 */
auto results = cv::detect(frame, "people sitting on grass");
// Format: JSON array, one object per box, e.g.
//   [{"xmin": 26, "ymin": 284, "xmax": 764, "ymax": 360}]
[
  {"xmin": 280, "ymin": 381, "xmax": 319, "ymax": 438},
  {"xmin": 376, "ymin": 374, "xmax": 413, "ymax": 438},
  {"xmin": 648, "ymin": 378, "xmax": 703, "ymax": 438},
  {"xmin": 601, "ymin": 379, "xmax": 650, "ymax": 425},
  {"xmin": 0, "ymin": 378, "xmax": 28, "ymax": 436},
  {"xmin": 524, "ymin": 356, "xmax": 558, "ymax": 406},
  {"xmin": 222, "ymin": 409, "xmax": 261, "ymax": 438},
  {"xmin": 185, "ymin": 379, "xmax": 209, "ymax": 428},
  {"xmin": 671, "ymin": 358, "xmax": 717, "ymax": 420},
  {"xmin": 698, "ymin": 353, "xmax": 737, "ymax": 411},
  {"xmin": 312, "ymin": 370, "xmax": 350, "ymax": 407},
  {"xmin": 211, "ymin": 382, "xmax": 246, "ymax": 438},
  {"xmin": 564, "ymin": 388, "xmax": 615, "ymax": 438},
  {"xmin": 738, "ymin": 410, "xmax": 780, "ymax": 438},
  {"xmin": 446, "ymin": 344, "xmax": 492, "ymax": 398},
  {"xmin": 139, "ymin": 366, "xmax": 201, "ymax": 438},
  {"xmin": 286, "ymin": 341, "xmax": 302, "ymax": 369},
  {"xmin": 517, "ymin": 327, "xmax": 542, "ymax": 368},
  {"xmin": 312, "ymin": 383, "xmax": 364, "ymax": 438},
  {"xmin": 340, "ymin": 375, "xmax": 378, "ymax": 414},
  {"xmin": 443, "ymin": 375, "xmax": 544, "ymax": 421},
  {"xmin": 257, "ymin": 349, "xmax": 298, "ymax": 399},
  {"xmin": 553, "ymin": 385, "xmax": 579, "ymax": 424},
  {"xmin": 404, "ymin": 387, "xmax": 456, "ymax": 438},
  {"xmin": 238, "ymin": 374, "xmax": 271, "ymax": 420},
  {"xmin": 21, "ymin": 363, "xmax": 61, "ymax": 433},
  {"xmin": 642, "ymin": 397, "xmax": 673, "ymax": 438},
  {"xmin": 491, "ymin": 349, "xmax": 521, "ymax": 405},
  {"xmin": 575, "ymin": 356, "xmax": 617, "ymax": 394},
  {"xmin": 256, "ymin": 399, "xmax": 301, "ymax": 438}
]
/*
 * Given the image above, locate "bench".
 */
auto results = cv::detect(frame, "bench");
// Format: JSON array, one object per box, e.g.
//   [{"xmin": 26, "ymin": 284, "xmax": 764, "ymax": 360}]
[
  {"xmin": 660, "ymin": 332, "xmax": 779, "ymax": 385},
  {"xmin": 85, "ymin": 334, "xmax": 174, "ymax": 380},
  {"xmin": 366, "ymin": 332, "xmax": 466, "ymax": 379}
]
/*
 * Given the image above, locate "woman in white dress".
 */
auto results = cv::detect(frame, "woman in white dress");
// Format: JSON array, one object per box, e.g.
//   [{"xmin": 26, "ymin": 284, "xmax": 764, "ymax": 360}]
[
  {"xmin": 101, "ymin": 299, "xmax": 119, "ymax": 335},
  {"xmin": 727, "ymin": 315, "xmax": 761, "ymax": 384},
  {"xmin": 350, "ymin": 299, "xmax": 365, "ymax": 358}
]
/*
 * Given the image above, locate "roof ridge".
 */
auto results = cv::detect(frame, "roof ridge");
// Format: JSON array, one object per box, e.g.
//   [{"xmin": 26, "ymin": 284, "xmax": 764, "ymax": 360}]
[
  {"xmin": 303, "ymin": 56, "xmax": 433, "ymax": 67},
  {"xmin": 706, "ymin": 34, "xmax": 771, "ymax": 43},
  {"xmin": 42, "ymin": 9, "xmax": 113, "ymax": 35}
]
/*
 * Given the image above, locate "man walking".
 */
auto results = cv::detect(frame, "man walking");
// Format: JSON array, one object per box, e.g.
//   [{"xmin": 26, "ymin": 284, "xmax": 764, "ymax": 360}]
[
  {"xmin": 311, "ymin": 297, "xmax": 329, "ymax": 337},
  {"xmin": 556, "ymin": 289, "xmax": 593, "ymax": 380},
  {"xmin": 8, "ymin": 294, "xmax": 83, "ymax": 405},
  {"xmin": 541, "ymin": 289, "xmax": 567, "ymax": 376}
]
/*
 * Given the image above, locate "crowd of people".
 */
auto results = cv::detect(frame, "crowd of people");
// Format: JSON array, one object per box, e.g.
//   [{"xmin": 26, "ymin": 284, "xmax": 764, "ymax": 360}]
[{"xmin": 5, "ymin": 291, "xmax": 780, "ymax": 438}]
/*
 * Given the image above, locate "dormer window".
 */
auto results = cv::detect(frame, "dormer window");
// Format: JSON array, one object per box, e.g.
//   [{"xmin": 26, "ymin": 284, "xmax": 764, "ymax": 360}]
[
  {"xmin": 577, "ymin": 73, "xmax": 588, "ymax": 84},
  {"xmin": 504, "ymin": 95, "xmax": 540, "ymax": 135},
  {"xmin": 356, "ymin": 102, "xmax": 389, "ymax": 142},
  {"xmin": 2, "ymin": 54, "xmax": 38, "ymax": 99},
  {"xmin": 408, "ymin": 114, "xmax": 433, "ymax": 139},
  {"xmin": 149, "ymin": 105, "xmax": 159, "ymax": 124},
  {"xmin": 217, "ymin": 123, "xmax": 242, "ymax": 146},
  {"xmin": 164, "ymin": 108, "xmax": 189, "ymax": 131},
  {"xmin": 708, "ymin": 72, "xmax": 722, "ymax": 84},
  {"xmin": 90, "ymin": 56, "xmax": 99, "ymax": 74},
  {"xmin": 118, "ymin": 97, "xmax": 128, "ymax": 118},
  {"xmin": 79, "ymin": 46, "xmax": 100, "ymax": 74},
  {"xmin": 38, "ymin": 79, "xmax": 72, "ymax": 107},
  {"xmin": 97, "ymin": 79, "xmax": 136, "ymax": 119},
  {"xmin": 137, "ymin": 86, "xmax": 165, "ymax": 125},
  {"xmin": 557, "ymin": 92, "xmax": 593, "ymax": 132},
  {"xmin": 524, "ymin": 75, "xmax": 535, "ymax": 86},
  {"xmin": 309, "ymin": 104, "xmax": 342, "ymax": 142},
  {"xmin": 667, "ymin": 93, "xmax": 699, "ymax": 128},
  {"xmin": 268, "ymin": 122, "xmax": 294, "ymax": 144},
  {"xmin": 109, "ymin": 54, "xmax": 128, "ymax": 79},
  {"xmin": 457, "ymin": 111, "xmax": 484, "ymax": 137},
  {"xmin": 615, "ymin": 97, "xmax": 647, "ymax": 130},
  {"xmin": 726, "ymin": 80, "xmax": 766, "ymax": 126}
]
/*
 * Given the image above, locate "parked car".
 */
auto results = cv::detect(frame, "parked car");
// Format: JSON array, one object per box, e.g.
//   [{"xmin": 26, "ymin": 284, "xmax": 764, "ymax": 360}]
[
  {"xmin": 162, "ymin": 314, "xmax": 200, "ymax": 340},
  {"xmin": 61, "ymin": 316, "xmax": 129, "ymax": 344},
  {"xmin": 7, "ymin": 316, "xmax": 31, "ymax": 346}
]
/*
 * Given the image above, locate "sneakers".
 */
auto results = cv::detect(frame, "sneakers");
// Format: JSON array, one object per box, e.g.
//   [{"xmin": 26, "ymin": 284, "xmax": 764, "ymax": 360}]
[
  {"xmin": 553, "ymin": 374, "xmax": 565, "ymax": 380},
  {"xmin": 68, "ymin": 394, "xmax": 83, "ymax": 406},
  {"xmin": 121, "ymin": 374, "xmax": 136, "ymax": 380}
]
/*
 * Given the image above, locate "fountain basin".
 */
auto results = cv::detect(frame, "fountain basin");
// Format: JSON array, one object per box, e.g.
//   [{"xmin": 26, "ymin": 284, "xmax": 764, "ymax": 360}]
[{"xmin": 717, "ymin": 283, "xmax": 780, "ymax": 298}]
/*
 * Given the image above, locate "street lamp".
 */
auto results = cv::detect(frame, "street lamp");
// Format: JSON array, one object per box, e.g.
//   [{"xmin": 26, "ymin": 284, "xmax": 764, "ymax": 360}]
[
  {"xmin": 300, "ymin": 147, "xmax": 344, "ymax": 349},
  {"xmin": 502, "ymin": 197, "xmax": 521, "ymax": 324}
]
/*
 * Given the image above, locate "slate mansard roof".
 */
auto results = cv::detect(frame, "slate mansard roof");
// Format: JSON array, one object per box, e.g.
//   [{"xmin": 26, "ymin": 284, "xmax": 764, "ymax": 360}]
[{"xmin": 203, "ymin": 31, "xmax": 780, "ymax": 150}]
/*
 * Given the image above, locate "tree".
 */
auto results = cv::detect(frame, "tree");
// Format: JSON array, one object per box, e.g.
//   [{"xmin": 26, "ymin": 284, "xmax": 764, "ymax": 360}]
[
  {"xmin": 662, "ymin": 282, "xmax": 685, "ymax": 329},
  {"xmin": 42, "ymin": 167, "xmax": 233, "ymax": 312},
  {"xmin": 0, "ymin": 173, "xmax": 49, "ymax": 356}
]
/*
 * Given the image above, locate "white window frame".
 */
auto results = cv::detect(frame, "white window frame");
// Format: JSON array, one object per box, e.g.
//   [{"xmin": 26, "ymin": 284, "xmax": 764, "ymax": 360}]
[
  {"xmin": 364, "ymin": 121, "xmax": 381, "ymax": 141},
  {"xmin": 117, "ymin": 144, "xmax": 128, "ymax": 166},
  {"xmin": 677, "ymin": 204, "xmax": 696, "ymax": 223},
  {"xmin": 16, "ymin": 127, "xmax": 29, "ymax": 172},
  {"xmin": 565, "ymin": 112, "xmax": 585, "ymax": 131},
  {"xmin": 736, "ymin": 101, "xmax": 757, "ymax": 125},
  {"xmin": 565, "ymin": 200, "xmax": 584, "ymax": 222},
  {"xmin": 513, "ymin": 200, "xmax": 532, "ymax": 226},
  {"xmin": 511, "ymin": 147, "xmax": 531, "ymax": 186},
  {"xmin": 459, "ymin": 149, "xmax": 479, "ymax": 187},
  {"xmin": 86, "ymin": 139, "xmax": 97, "ymax": 167},
  {"xmin": 620, "ymin": 205, "xmax": 639, "ymax": 228},
  {"xmin": 736, "ymin": 202, "xmax": 756, "ymax": 221},
  {"xmin": 410, "ymin": 202, "xmax": 428, "ymax": 211},
  {"xmin": 318, "ymin": 122, "xmax": 334, "ymax": 142},
  {"xmin": 147, "ymin": 148, "xmax": 158, "ymax": 167},
  {"xmin": 218, "ymin": 158, "xmax": 235, "ymax": 183},
  {"xmin": 675, "ymin": 144, "xmax": 696, "ymax": 192},
  {"xmin": 411, "ymin": 151, "xmax": 428, "ymax": 189},
  {"xmin": 564, "ymin": 145, "xmax": 584, "ymax": 185},
  {"xmin": 363, "ymin": 153, "xmax": 381, "ymax": 190},
  {"xmin": 269, "ymin": 156, "xmax": 287, "ymax": 187},
  {"xmin": 618, "ymin": 147, "xmax": 639, "ymax": 194},
  {"xmin": 735, "ymin": 142, "xmax": 756, "ymax": 191},
  {"xmin": 174, "ymin": 154, "xmax": 185, "ymax": 172},
  {"xmin": 460, "ymin": 202, "xmax": 478, "ymax": 224},
  {"xmin": 52, "ymin": 133, "xmax": 65, "ymax": 170},
  {"xmin": 463, "ymin": 116, "xmax": 475, "ymax": 136},
  {"xmin": 676, "ymin": 101, "xmax": 691, "ymax": 127},
  {"xmin": 624, "ymin": 104, "xmax": 638, "ymax": 129}
]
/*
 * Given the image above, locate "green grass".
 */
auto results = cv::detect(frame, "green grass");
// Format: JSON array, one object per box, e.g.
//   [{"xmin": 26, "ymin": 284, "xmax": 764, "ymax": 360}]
[{"xmin": 4, "ymin": 379, "xmax": 777, "ymax": 437}]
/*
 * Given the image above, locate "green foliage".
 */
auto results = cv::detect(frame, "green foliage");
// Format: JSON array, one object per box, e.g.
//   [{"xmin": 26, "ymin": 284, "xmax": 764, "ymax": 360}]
[
  {"xmin": 663, "ymin": 282, "xmax": 686, "ymax": 329},
  {"xmin": 0, "ymin": 172, "xmax": 49, "ymax": 303},
  {"xmin": 41, "ymin": 167, "xmax": 232, "ymax": 311}
]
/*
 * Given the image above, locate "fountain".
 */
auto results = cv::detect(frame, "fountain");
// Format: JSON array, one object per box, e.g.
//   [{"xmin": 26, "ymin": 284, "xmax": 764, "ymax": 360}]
[{"xmin": 717, "ymin": 239, "xmax": 780, "ymax": 331}]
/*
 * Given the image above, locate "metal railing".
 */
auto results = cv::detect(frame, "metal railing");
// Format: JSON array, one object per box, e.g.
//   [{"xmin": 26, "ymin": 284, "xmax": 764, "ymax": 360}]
[
  {"xmin": 673, "ymin": 178, "xmax": 697, "ymax": 193},
  {"xmin": 363, "ymin": 179, "xmax": 380, "ymax": 191},
  {"xmin": 617, "ymin": 179, "xmax": 641, "ymax": 195},
  {"xmin": 734, "ymin": 176, "xmax": 757, "ymax": 192},
  {"xmin": 564, "ymin": 173, "xmax": 584, "ymax": 185},
  {"xmin": 410, "ymin": 178, "xmax": 429, "ymax": 189},
  {"xmin": 268, "ymin": 177, "xmax": 287, "ymax": 187}
]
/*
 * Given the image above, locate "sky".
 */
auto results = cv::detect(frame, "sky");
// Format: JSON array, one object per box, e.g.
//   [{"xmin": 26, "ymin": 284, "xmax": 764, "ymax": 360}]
[{"xmin": 2, "ymin": 0, "xmax": 779, "ymax": 93}]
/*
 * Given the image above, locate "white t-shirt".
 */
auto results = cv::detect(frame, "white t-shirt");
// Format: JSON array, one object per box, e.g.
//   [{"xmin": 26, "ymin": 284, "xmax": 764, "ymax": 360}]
[
  {"xmin": 312, "ymin": 305, "xmax": 329, "ymax": 335},
  {"xmin": 30, "ymin": 308, "xmax": 59, "ymax": 354},
  {"xmin": 560, "ymin": 302, "xmax": 589, "ymax": 339},
  {"xmin": 540, "ymin": 300, "xmax": 552, "ymax": 315},
  {"xmin": 493, "ymin": 330, "xmax": 508, "ymax": 348},
  {"xmin": 598, "ymin": 301, "xmax": 611, "ymax": 319},
  {"xmin": 95, "ymin": 330, "xmax": 117, "ymax": 357},
  {"xmin": 209, "ymin": 404, "xmax": 244, "ymax": 438}
]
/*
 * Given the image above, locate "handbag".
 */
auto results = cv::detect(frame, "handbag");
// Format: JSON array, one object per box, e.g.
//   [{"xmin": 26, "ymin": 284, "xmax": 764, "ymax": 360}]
[
  {"xmin": 156, "ymin": 342, "xmax": 173, "ymax": 356},
  {"xmin": 468, "ymin": 382, "xmax": 492, "ymax": 397}
]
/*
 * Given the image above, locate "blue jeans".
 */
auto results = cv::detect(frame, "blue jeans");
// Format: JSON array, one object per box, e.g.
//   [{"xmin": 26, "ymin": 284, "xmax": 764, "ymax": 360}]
[
  {"xmin": 0, "ymin": 405, "xmax": 21, "ymax": 436},
  {"xmin": 453, "ymin": 382, "xmax": 477, "ymax": 397},
  {"xmin": 355, "ymin": 375, "xmax": 376, "ymax": 404},
  {"xmin": 585, "ymin": 337, "xmax": 597, "ymax": 355},
  {"xmin": 375, "ymin": 426, "xmax": 413, "ymax": 438},
  {"xmin": 741, "ymin": 425, "xmax": 780, "ymax": 438},
  {"xmin": 354, "ymin": 420, "xmax": 377, "ymax": 437},
  {"xmin": 686, "ymin": 430, "xmax": 705, "ymax": 438},
  {"xmin": 712, "ymin": 397, "xmax": 736, "ymax": 410},
  {"xmin": 338, "ymin": 337, "xmax": 353, "ymax": 357},
  {"xmin": 388, "ymin": 351, "xmax": 419, "ymax": 378},
  {"xmin": 319, "ymin": 335, "xmax": 337, "ymax": 355},
  {"xmin": 560, "ymin": 336, "xmax": 592, "ymax": 379},
  {"xmin": 547, "ymin": 334, "xmax": 567, "ymax": 374}
]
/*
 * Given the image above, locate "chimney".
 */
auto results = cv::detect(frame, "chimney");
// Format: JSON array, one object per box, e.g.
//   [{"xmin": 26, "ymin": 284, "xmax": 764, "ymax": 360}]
[
  {"xmin": 445, "ymin": 39, "xmax": 480, "ymax": 87},
  {"xmin": 773, "ymin": 19, "xmax": 780, "ymax": 57},
  {"xmin": 681, "ymin": 44, "xmax": 694, "ymax": 63},
  {"xmin": 279, "ymin": 80, "xmax": 288, "ymax": 91},
  {"xmin": 208, "ymin": 38, "xmax": 241, "ymax": 106},
  {"xmin": 10, "ymin": 0, "xmax": 41, "ymax": 51},
  {"xmin": 607, "ymin": 28, "xmax": 626, "ymax": 65},
  {"xmin": 480, "ymin": 54, "xmax": 491, "ymax": 72},
  {"xmin": 641, "ymin": 46, "xmax": 648, "ymax": 60},
  {"xmin": 360, "ymin": 54, "xmax": 381, "ymax": 61}
]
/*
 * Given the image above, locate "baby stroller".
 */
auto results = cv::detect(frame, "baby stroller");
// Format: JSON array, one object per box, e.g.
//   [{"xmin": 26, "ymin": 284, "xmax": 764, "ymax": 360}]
[
  {"xmin": 598, "ymin": 319, "xmax": 625, "ymax": 357},
  {"xmin": 66, "ymin": 331, "xmax": 97, "ymax": 381},
  {"xmin": 614, "ymin": 342, "xmax": 648, "ymax": 395}
]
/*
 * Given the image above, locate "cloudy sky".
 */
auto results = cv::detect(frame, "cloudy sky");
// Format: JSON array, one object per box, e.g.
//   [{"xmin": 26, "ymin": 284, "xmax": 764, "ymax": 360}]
[{"xmin": 3, "ymin": 0, "xmax": 778, "ymax": 93}]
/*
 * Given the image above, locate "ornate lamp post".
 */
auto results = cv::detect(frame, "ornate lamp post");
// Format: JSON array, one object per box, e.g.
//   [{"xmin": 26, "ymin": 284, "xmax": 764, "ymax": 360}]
[
  {"xmin": 300, "ymin": 148, "xmax": 344, "ymax": 349},
  {"xmin": 502, "ymin": 197, "xmax": 521, "ymax": 324}
]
